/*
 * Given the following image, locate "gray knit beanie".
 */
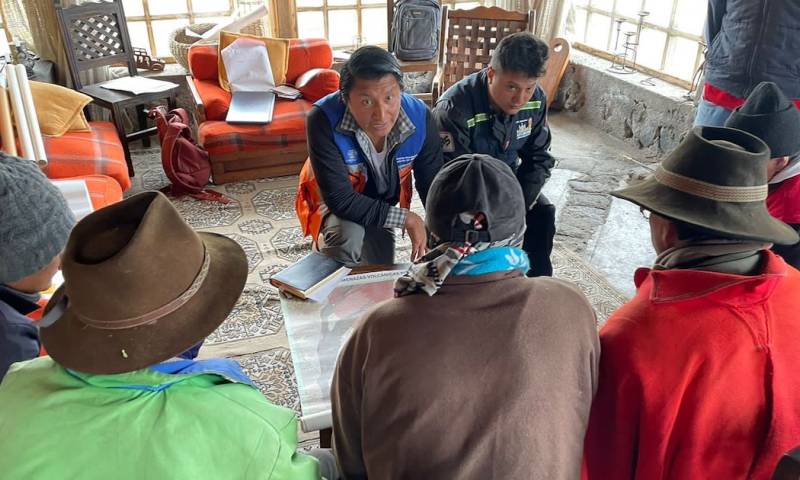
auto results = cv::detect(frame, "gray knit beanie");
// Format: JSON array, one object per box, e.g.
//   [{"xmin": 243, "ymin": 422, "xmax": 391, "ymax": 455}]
[{"xmin": 0, "ymin": 154, "xmax": 75, "ymax": 284}]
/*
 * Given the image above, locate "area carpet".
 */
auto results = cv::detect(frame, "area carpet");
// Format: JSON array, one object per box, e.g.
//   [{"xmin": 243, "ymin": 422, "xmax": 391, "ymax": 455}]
[{"xmin": 128, "ymin": 148, "xmax": 628, "ymax": 444}]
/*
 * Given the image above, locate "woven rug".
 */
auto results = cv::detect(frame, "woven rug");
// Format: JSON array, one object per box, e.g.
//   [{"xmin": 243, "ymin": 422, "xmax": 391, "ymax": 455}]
[{"xmin": 128, "ymin": 149, "xmax": 628, "ymax": 442}]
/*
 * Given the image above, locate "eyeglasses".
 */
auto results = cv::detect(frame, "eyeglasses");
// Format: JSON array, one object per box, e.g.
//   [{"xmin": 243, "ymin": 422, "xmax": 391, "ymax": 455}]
[{"xmin": 639, "ymin": 207, "xmax": 651, "ymax": 220}]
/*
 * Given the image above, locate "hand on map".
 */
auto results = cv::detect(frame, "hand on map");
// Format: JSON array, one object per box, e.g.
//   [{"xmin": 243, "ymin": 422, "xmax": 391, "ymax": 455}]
[{"xmin": 404, "ymin": 211, "xmax": 428, "ymax": 262}]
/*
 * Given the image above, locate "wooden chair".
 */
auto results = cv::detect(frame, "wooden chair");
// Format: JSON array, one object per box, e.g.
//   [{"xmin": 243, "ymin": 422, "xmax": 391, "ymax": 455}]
[
  {"xmin": 55, "ymin": 0, "xmax": 179, "ymax": 176},
  {"xmin": 432, "ymin": 6, "xmax": 535, "ymax": 102},
  {"xmin": 540, "ymin": 37, "xmax": 571, "ymax": 108},
  {"xmin": 431, "ymin": 6, "xmax": 571, "ymax": 108}
]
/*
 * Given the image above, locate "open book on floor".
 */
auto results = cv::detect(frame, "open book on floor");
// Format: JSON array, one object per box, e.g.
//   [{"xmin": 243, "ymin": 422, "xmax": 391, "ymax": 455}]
[{"xmin": 270, "ymin": 252, "xmax": 352, "ymax": 301}]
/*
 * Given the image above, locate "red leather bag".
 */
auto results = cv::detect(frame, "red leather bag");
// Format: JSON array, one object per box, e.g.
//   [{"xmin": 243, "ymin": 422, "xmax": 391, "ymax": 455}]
[{"xmin": 149, "ymin": 107, "xmax": 229, "ymax": 203}]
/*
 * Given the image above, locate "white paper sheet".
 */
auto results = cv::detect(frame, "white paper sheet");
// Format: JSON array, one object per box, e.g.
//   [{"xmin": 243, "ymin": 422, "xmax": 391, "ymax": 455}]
[
  {"xmin": 100, "ymin": 77, "xmax": 178, "ymax": 95},
  {"xmin": 222, "ymin": 37, "xmax": 275, "ymax": 93}
]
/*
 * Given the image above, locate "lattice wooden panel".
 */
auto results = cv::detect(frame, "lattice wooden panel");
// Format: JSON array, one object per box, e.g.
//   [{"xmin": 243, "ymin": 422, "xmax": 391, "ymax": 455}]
[
  {"xmin": 67, "ymin": 13, "xmax": 126, "ymax": 63},
  {"xmin": 442, "ymin": 17, "xmax": 529, "ymax": 92}
]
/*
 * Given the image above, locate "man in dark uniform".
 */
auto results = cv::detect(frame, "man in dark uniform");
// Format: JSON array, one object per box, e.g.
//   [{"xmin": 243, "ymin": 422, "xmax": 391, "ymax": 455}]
[{"xmin": 432, "ymin": 32, "xmax": 555, "ymax": 276}]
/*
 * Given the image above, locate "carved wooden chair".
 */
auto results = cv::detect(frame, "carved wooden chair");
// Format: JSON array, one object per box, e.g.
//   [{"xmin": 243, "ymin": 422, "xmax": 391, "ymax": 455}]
[
  {"xmin": 431, "ymin": 6, "xmax": 571, "ymax": 108},
  {"xmin": 432, "ymin": 6, "xmax": 535, "ymax": 102},
  {"xmin": 56, "ymin": 0, "xmax": 178, "ymax": 176}
]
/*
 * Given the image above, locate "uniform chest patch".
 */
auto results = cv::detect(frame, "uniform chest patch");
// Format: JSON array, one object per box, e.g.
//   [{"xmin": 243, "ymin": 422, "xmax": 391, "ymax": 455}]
[
  {"xmin": 516, "ymin": 118, "xmax": 533, "ymax": 140},
  {"xmin": 440, "ymin": 132, "xmax": 455, "ymax": 153}
]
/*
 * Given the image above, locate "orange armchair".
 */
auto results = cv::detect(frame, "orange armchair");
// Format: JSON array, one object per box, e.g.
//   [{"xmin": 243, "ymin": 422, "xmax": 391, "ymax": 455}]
[{"xmin": 187, "ymin": 39, "xmax": 340, "ymax": 183}]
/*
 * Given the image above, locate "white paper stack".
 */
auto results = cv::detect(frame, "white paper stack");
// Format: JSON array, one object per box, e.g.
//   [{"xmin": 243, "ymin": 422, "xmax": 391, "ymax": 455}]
[{"xmin": 100, "ymin": 77, "xmax": 178, "ymax": 95}]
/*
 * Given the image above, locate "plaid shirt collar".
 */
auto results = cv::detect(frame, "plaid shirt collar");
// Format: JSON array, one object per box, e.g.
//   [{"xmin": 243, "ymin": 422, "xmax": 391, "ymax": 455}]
[{"xmin": 337, "ymin": 104, "xmax": 417, "ymax": 151}]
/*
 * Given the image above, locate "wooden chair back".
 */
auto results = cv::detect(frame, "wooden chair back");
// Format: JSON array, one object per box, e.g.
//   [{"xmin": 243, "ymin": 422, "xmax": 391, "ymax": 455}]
[
  {"xmin": 55, "ymin": 0, "xmax": 137, "ymax": 90},
  {"xmin": 541, "ymin": 37, "xmax": 571, "ymax": 108},
  {"xmin": 435, "ymin": 6, "xmax": 534, "ymax": 97}
]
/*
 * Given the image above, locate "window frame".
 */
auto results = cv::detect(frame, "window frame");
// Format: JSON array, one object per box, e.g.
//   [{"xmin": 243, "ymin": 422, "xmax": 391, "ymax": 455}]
[
  {"xmin": 572, "ymin": 0, "xmax": 705, "ymax": 89},
  {"xmin": 294, "ymin": 0, "xmax": 484, "ymax": 50},
  {"xmin": 124, "ymin": 0, "xmax": 236, "ymax": 62}
]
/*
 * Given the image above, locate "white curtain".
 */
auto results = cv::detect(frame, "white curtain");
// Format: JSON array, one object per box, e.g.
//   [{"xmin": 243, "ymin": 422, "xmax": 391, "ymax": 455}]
[{"xmin": 493, "ymin": 0, "xmax": 570, "ymax": 41}]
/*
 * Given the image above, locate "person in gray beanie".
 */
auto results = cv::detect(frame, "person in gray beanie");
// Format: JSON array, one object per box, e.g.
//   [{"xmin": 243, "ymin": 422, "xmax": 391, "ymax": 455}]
[
  {"xmin": 330, "ymin": 154, "xmax": 599, "ymax": 479},
  {"xmin": 0, "ymin": 153, "xmax": 74, "ymax": 380}
]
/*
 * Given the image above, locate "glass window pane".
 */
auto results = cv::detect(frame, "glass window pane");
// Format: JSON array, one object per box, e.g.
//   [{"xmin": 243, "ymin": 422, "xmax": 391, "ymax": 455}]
[
  {"xmin": 328, "ymin": 0, "xmax": 356, "ymax": 6},
  {"xmin": 197, "ymin": 16, "xmax": 230, "ymax": 26},
  {"xmin": 585, "ymin": 13, "xmax": 611, "ymax": 50},
  {"xmin": 590, "ymin": 0, "xmax": 613, "ymax": 13},
  {"xmin": 297, "ymin": 11, "xmax": 325, "ymax": 39},
  {"xmin": 327, "ymin": 9, "xmax": 358, "ymax": 48},
  {"xmin": 191, "ymin": 0, "xmax": 231, "ymax": 14},
  {"xmin": 567, "ymin": 7, "xmax": 588, "ymax": 43},
  {"xmin": 151, "ymin": 19, "xmax": 189, "ymax": 58},
  {"xmin": 642, "ymin": 0, "xmax": 672, "ymax": 28},
  {"xmin": 126, "ymin": 21, "xmax": 151, "ymax": 53},
  {"xmin": 121, "ymin": 0, "xmax": 144, "ymax": 17},
  {"xmin": 361, "ymin": 7, "xmax": 388, "ymax": 45},
  {"xmin": 615, "ymin": 0, "xmax": 644, "ymax": 20},
  {"xmin": 148, "ymin": 1, "xmax": 189, "ymax": 16},
  {"xmin": 296, "ymin": 0, "xmax": 323, "ymax": 8},
  {"xmin": 636, "ymin": 28, "xmax": 666, "ymax": 70},
  {"xmin": 453, "ymin": 2, "xmax": 482, "ymax": 10},
  {"xmin": 362, "ymin": 0, "xmax": 384, "ymax": 5},
  {"xmin": 664, "ymin": 36, "xmax": 699, "ymax": 80},
  {"xmin": 573, "ymin": 0, "xmax": 589, "ymax": 7},
  {"xmin": 673, "ymin": 0, "xmax": 705, "ymax": 36}
]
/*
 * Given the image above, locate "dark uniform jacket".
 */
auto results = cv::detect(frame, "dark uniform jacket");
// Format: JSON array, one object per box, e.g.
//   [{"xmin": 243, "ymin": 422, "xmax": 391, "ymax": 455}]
[
  {"xmin": 0, "ymin": 285, "xmax": 40, "ymax": 381},
  {"xmin": 433, "ymin": 69, "xmax": 555, "ymax": 208},
  {"xmin": 705, "ymin": 0, "xmax": 800, "ymax": 99}
]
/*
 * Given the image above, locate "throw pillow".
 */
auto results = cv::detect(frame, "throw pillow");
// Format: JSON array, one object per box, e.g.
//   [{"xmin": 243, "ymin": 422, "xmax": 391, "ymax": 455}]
[
  {"xmin": 295, "ymin": 68, "xmax": 340, "ymax": 103},
  {"xmin": 29, "ymin": 82, "xmax": 92, "ymax": 136},
  {"xmin": 218, "ymin": 31, "xmax": 289, "ymax": 92}
]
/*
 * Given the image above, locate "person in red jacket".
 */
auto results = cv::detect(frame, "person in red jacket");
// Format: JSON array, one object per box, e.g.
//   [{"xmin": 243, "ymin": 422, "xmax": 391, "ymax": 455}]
[
  {"xmin": 724, "ymin": 81, "xmax": 800, "ymax": 269},
  {"xmin": 583, "ymin": 126, "xmax": 800, "ymax": 479}
]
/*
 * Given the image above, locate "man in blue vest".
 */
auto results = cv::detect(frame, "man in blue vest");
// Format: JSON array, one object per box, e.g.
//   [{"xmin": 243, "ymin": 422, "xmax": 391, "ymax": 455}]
[
  {"xmin": 432, "ymin": 32, "xmax": 556, "ymax": 277},
  {"xmin": 296, "ymin": 46, "xmax": 443, "ymax": 265}
]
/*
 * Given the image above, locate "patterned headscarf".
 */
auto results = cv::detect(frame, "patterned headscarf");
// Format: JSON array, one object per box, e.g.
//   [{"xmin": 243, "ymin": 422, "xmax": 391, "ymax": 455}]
[{"xmin": 394, "ymin": 214, "xmax": 528, "ymax": 297}]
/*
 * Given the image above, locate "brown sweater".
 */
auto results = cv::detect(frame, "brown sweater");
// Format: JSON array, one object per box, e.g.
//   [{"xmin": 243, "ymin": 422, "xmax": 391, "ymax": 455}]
[{"xmin": 331, "ymin": 270, "xmax": 600, "ymax": 480}]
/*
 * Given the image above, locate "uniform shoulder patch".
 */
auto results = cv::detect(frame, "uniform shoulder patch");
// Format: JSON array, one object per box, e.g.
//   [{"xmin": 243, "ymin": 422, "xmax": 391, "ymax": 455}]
[{"xmin": 440, "ymin": 132, "xmax": 455, "ymax": 153}]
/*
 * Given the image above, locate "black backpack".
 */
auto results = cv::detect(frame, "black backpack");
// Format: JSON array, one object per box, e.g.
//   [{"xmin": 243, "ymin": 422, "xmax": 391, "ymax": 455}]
[{"xmin": 390, "ymin": 0, "xmax": 441, "ymax": 61}]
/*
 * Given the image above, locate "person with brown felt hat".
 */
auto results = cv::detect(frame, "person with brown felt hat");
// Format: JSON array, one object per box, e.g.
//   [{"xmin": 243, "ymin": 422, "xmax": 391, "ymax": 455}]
[
  {"xmin": 583, "ymin": 126, "xmax": 800, "ymax": 479},
  {"xmin": 725, "ymin": 81, "xmax": 800, "ymax": 269},
  {"xmin": 0, "ymin": 191, "xmax": 326, "ymax": 480}
]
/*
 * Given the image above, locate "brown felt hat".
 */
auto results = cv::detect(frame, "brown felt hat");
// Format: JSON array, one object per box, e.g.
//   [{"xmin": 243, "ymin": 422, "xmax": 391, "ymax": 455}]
[
  {"xmin": 612, "ymin": 126, "xmax": 800, "ymax": 245},
  {"xmin": 39, "ymin": 191, "xmax": 248, "ymax": 374}
]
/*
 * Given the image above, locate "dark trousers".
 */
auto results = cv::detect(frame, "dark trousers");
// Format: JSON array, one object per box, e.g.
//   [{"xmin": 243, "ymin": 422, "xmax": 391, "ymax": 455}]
[
  {"xmin": 772, "ymin": 223, "xmax": 800, "ymax": 270},
  {"xmin": 522, "ymin": 194, "xmax": 556, "ymax": 277}
]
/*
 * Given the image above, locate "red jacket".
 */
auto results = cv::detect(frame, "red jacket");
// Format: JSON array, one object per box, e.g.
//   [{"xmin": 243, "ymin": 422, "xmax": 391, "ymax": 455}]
[
  {"xmin": 583, "ymin": 251, "xmax": 800, "ymax": 479},
  {"xmin": 768, "ymin": 175, "xmax": 800, "ymax": 225}
]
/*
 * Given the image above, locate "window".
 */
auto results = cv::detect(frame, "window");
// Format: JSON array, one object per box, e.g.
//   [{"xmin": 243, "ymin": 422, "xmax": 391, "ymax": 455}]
[
  {"xmin": 122, "ymin": 0, "xmax": 237, "ymax": 60},
  {"xmin": 296, "ymin": 0, "xmax": 485, "ymax": 50},
  {"xmin": 568, "ymin": 0, "xmax": 706, "ymax": 86}
]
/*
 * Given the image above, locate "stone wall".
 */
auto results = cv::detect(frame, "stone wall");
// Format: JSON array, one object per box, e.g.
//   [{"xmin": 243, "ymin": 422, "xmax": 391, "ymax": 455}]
[{"xmin": 553, "ymin": 50, "xmax": 697, "ymax": 158}]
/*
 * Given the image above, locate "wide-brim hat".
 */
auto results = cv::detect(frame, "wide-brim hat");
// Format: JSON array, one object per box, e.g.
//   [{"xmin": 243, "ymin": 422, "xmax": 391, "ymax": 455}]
[
  {"xmin": 612, "ymin": 126, "xmax": 800, "ymax": 245},
  {"xmin": 725, "ymin": 81, "xmax": 800, "ymax": 158},
  {"xmin": 40, "ymin": 191, "xmax": 248, "ymax": 374}
]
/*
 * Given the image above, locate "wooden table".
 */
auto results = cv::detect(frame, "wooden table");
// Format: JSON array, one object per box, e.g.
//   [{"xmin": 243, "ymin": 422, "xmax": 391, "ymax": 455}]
[{"xmin": 281, "ymin": 265, "xmax": 408, "ymax": 447}]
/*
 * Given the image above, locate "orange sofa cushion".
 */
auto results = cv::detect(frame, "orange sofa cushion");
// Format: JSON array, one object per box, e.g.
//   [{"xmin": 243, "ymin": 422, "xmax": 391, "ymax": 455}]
[
  {"xmin": 199, "ymin": 99, "xmax": 312, "ymax": 157},
  {"xmin": 193, "ymin": 79, "xmax": 232, "ymax": 122},
  {"xmin": 295, "ymin": 68, "xmax": 340, "ymax": 103},
  {"xmin": 78, "ymin": 174, "xmax": 124, "ymax": 210},
  {"xmin": 42, "ymin": 121, "xmax": 131, "ymax": 191}
]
